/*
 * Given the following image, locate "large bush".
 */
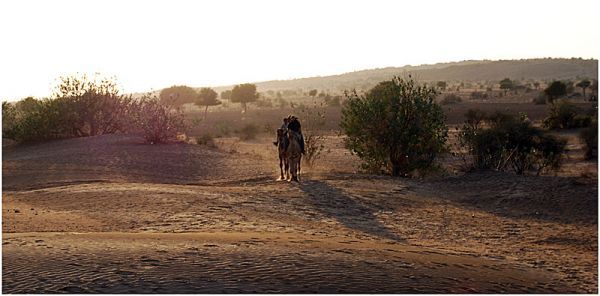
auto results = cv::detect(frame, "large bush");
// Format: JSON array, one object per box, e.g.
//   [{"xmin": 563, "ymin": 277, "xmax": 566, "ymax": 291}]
[
  {"xmin": 341, "ymin": 76, "xmax": 448, "ymax": 177},
  {"xmin": 459, "ymin": 110, "xmax": 566, "ymax": 175},
  {"xmin": 3, "ymin": 76, "xmax": 186, "ymax": 144},
  {"xmin": 3, "ymin": 75, "xmax": 135, "ymax": 143},
  {"xmin": 2, "ymin": 97, "xmax": 71, "ymax": 143}
]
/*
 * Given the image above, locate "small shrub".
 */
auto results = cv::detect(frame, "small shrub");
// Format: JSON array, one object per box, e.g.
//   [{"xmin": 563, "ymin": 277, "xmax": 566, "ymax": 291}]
[
  {"xmin": 196, "ymin": 133, "xmax": 215, "ymax": 147},
  {"xmin": 440, "ymin": 94, "xmax": 462, "ymax": 105},
  {"xmin": 463, "ymin": 109, "xmax": 486, "ymax": 130},
  {"xmin": 215, "ymin": 121, "xmax": 232, "ymax": 136},
  {"xmin": 543, "ymin": 100, "xmax": 582, "ymax": 129},
  {"xmin": 238, "ymin": 123, "xmax": 259, "ymax": 140},
  {"xmin": 292, "ymin": 101, "xmax": 327, "ymax": 168}
]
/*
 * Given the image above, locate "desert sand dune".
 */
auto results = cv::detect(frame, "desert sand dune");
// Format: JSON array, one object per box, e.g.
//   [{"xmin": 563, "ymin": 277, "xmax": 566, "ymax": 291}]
[{"xmin": 2, "ymin": 134, "xmax": 597, "ymax": 293}]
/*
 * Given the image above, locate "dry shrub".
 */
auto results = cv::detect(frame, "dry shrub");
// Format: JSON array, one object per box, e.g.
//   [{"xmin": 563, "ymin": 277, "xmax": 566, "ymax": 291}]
[{"xmin": 130, "ymin": 95, "xmax": 187, "ymax": 144}]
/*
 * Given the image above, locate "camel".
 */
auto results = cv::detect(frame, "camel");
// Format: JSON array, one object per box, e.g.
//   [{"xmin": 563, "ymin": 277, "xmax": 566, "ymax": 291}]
[
  {"xmin": 286, "ymin": 129, "xmax": 302, "ymax": 182},
  {"xmin": 276, "ymin": 128, "xmax": 290, "ymax": 180}
]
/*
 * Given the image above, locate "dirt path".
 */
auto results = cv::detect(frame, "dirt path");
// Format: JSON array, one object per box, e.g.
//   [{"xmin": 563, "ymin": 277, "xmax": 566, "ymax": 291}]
[{"xmin": 2, "ymin": 134, "xmax": 597, "ymax": 293}]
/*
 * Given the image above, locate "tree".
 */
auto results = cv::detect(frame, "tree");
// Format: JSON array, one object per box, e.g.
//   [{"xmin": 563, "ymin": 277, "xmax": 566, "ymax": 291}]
[
  {"xmin": 220, "ymin": 90, "xmax": 232, "ymax": 101},
  {"xmin": 341, "ymin": 76, "xmax": 448, "ymax": 177},
  {"xmin": 544, "ymin": 81, "xmax": 567, "ymax": 103},
  {"xmin": 230, "ymin": 83, "xmax": 258, "ymax": 113},
  {"xmin": 308, "ymin": 89, "xmax": 318, "ymax": 97},
  {"xmin": 436, "ymin": 81, "xmax": 447, "ymax": 91},
  {"xmin": 576, "ymin": 79, "xmax": 591, "ymax": 98},
  {"xmin": 499, "ymin": 78, "xmax": 514, "ymax": 96},
  {"xmin": 159, "ymin": 85, "xmax": 197, "ymax": 107},
  {"xmin": 195, "ymin": 87, "xmax": 220, "ymax": 119}
]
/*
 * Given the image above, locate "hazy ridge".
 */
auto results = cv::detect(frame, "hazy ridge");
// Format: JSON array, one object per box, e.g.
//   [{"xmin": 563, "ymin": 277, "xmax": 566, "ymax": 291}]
[{"xmin": 208, "ymin": 58, "xmax": 597, "ymax": 93}]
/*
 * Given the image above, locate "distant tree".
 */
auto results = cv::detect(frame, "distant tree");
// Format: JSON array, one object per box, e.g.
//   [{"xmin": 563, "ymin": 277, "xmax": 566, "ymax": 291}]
[
  {"xmin": 159, "ymin": 85, "xmax": 197, "ymax": 107},
  {"xmin": 230, "ymin": 83, "xmax": 259, "ymax": 113},
  {"xmin": 499, "ymin": 78, "xmax": 514, "ymax": 96},
  {"xmin": 220, "ymin": 90, "xmax": 232, "ymax": 101},
  {"xmin": 195, "ymin": 87, "xmax": 221, "ymax": 119},
  {"xmin": 576, "ymin": 79, "xmax": 591, "ymax": 98},
  {"xmin": 308, "ymin": 89, "xmax": 318, "ymax": 97},
  {"xmin": 436, "ymin": 81, "xmax": 447, "ymax": 91},
  {"xmin": 533, "ymin": 81, "xmax": 541, "ymax": 90},
  {"xmin": 544, "ymin": 81, "xmax": 567, "ymax": 103}
]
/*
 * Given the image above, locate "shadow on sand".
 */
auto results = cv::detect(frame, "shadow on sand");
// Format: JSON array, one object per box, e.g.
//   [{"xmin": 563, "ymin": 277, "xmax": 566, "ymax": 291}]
[{"xmin": 299, "ymin": 180, "xmax": 404, "ymax": 242}]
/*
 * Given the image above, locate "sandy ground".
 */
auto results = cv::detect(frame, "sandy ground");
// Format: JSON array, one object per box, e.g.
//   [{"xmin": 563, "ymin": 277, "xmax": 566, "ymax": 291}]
[{"xmin": 2, "ymin": 133, "xmax": 598, "ymax": 293}]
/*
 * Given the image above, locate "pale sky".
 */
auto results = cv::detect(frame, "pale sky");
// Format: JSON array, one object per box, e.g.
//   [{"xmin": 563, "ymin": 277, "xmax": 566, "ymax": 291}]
[{"xmin": 0, "ymin": 0, "xmax": 598, "ymax": 101}]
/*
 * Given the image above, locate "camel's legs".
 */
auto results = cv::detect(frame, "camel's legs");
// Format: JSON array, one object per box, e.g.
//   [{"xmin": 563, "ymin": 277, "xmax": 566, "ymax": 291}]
[{"xmin": 279, "ymin": 157, "xmax": 285, "ymax": 180}]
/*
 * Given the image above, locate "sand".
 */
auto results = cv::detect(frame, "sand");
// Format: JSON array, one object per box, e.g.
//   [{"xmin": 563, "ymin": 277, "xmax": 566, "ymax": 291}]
[{"xmin": 2, "ymin": 133, "xmax": 597, "ymax": 293}]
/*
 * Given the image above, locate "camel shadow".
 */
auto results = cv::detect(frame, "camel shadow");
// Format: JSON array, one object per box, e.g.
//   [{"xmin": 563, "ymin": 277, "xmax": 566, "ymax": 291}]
[{"xmin": 299, "ymin": 180, "xmax": 404, "ymax": 242}]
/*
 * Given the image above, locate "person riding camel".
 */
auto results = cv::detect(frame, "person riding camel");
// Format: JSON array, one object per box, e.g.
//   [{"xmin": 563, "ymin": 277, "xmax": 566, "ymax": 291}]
[
  {"xmin": 272, "ymin": 115, "xmax": 305, "ymax": 155},
  {"xmin": 286, "ymin": 115, "xmax": 305, "ymax": 155}
]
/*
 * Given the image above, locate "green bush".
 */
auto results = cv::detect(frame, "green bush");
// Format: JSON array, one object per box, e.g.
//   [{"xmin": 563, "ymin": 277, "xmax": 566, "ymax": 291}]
[
  {"xmin": 238, "ymin": 123, "xmax": 259, "ymax": 140},
  {"xmin": 341, "ymin": 76, "xmax": 448, "ymax": 177},
  {"xmin": 3, "ymin": 75, "xmax": 136, "ymax": 143},
  {"xmin": 2, "ymin": 102, "xmax": 17, "ymax": 138},
  {"xmin": 543, "ymin": 100, "xmax": 589, "ymax": 129},
  {"xmin": 2, "ymin": 98, "xmax": 72, "ymax": 143},
  {"xmin": 459, "ymin": 111, "xmax": 567, "ymax": 175}
]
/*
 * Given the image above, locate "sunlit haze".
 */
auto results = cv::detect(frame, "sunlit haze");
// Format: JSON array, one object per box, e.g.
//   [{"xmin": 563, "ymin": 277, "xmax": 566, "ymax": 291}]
[{"xmin": 1, "ymin": 0, "xmax": 598, "ymax": 101}]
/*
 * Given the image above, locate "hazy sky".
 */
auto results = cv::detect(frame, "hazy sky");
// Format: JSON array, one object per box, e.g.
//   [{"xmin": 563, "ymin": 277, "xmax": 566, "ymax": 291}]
[{"xmin": 1, "ymin": 0, "xmax": 598, "ymax": 100}]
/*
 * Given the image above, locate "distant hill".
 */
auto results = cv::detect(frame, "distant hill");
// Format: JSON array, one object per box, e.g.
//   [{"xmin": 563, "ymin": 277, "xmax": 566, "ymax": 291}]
[{"xmin": 210, "ymin": 58, "xmax": 597, "ymax": 94}]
